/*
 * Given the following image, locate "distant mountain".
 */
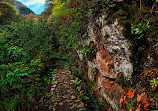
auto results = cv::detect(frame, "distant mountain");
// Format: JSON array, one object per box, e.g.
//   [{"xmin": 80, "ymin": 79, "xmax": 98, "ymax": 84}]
[{"xmin": 14, "ymin": 0, "xmax": 35, "ymax": 15}]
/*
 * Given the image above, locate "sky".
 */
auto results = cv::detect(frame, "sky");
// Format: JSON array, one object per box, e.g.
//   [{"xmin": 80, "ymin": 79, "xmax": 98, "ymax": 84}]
[{"xmin": 17, "ymin": 0, "xmax": 46, "ymax": 14}]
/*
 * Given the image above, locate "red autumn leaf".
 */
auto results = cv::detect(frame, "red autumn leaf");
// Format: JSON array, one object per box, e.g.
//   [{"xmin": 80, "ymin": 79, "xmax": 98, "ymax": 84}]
[
  {"xmin": 137, "ymin": 94, "xmax": 141, "ymax": 102},
  {"xmin": 132, "ymin": 88, "xmax": 136, "ymax": 93},
  {"xmin": 149, "ymin": 98, "xmax": 154, "ymax": 101},
  {"xmin": 129, "ymin": 108, "xmax": 132, "ymax": 111},
  {"xmin": 119, "ymin": 89, "xmax": 125, "ymax": 93},
  {"xmin": 119, "ymin": 97, "xmax": 123, "ymax": 104},
  {"xmin": 93, "ymin": 59, "xmax": 96, "ymax": 62},
  {"xmin": 135, "ymin": 107, "xmax": 140, "ymax": 111},
  {"xmin": 104, "ymin": 83, "xmax": 108, "ymax": 88},
  {"xmin": 142, "ymin": 101, "xmax": 149, "ymax": 107},
  {"xmin": 130, "ymin": 92, "xmax": 135, "ymax": 99},
  {"xmin": 124, "ymin": 95, "xmax": 126, "ymax": 100},
  {"xmin": 127, "ymin": 89, "xmax": 132, "ymax": 97},
  {"xmin": 139, "ymin": 72, "xmax": 144, "ymax": 76},
  {"xmin": 141, "ymin": 92, "xmax": 147, "ymax": 102}
]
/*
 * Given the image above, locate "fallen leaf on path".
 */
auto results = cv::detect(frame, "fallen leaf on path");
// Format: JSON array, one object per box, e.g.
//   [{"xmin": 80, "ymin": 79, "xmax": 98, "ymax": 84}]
[
  {"xmin": 62, "ymin": 94, "xmax": 69, "ymax": 98},
  {"xmin": 77, "ymin": 103, "xmax": 84, "ymax": 108},
  {"xmin": 79, "ymin": 108, "xmax": 86, "ymax": 111},
  {"xmin": 71, "ymin": 95, "xmax": 76, "ymax": 99},
  {"xmin": 58, "ymin": 102, "xmax": 63, "ymax": 106},
  {"xmin": 75, "ymin": 100, "xmax": 80, "ymax": 102},
  {"xmin": 70, "ymin": 105, "xmax": 75, "ymax": 109}
]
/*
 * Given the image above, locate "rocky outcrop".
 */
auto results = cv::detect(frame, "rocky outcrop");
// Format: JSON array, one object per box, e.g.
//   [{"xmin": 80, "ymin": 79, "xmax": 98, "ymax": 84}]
[
  {"xmin": 77, "ymin": 15, "xmax": 133, "ymax": 110},
  {"xmin": 76, "ymin": 11, "xmax": 157, "ymax": 110}
]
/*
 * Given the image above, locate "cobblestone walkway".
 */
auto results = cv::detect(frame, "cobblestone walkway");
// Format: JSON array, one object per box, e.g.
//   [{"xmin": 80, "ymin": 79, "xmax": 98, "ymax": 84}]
[{"xmin": 49, "ymin": 69, "xmax": 87, "ymax": 111}]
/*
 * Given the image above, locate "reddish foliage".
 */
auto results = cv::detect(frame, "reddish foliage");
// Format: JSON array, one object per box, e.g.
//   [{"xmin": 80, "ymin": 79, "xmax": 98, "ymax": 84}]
[
  {"xmin": 127, "ymin": 89, "xmax": 132, "ymax": 97},
  {"xmin": 119, "ymin": 89, "xmax": 125, "ymax": 92},
  {"xmin": 139, "ymin": 68, "xmax": 158, "ymax": 77},
  {"xmin": 119, "ymin": 88, "xmax": 154, "ymax": 110},
  {"xmin": 129, "ymin": 108, "xmax": 132, "ymax": 111},
  {"xmin": 104, "ymin": 83, "xmax": 107, "ymax": 88},
  {"xmin": 130, "ymin": 92, "xmax": 135, "ymax": 99},
  {"xmin": 141, "ymin": 92, "xmax": 147, "ymax": 102},
  {"xmin": 142, "ymin": 101, "xmax": 149, "ymax": 107},
  {"xmin": 135, "ymin": 107, "xmax": 140, "ymax": 111},
  {"xmin": 93, "ymin": 59, "xmax": 96, "ymax": 62},
  {"xmin": 149, "ymin": 98, "xmax": 154, "ymax": 101},
  {"xmin": 119, "ymin": 97, "xmax": 123, "ymax": 104},
  {"xmin": 137, "ymin": 94, "xmax": 142, "ymax": 102},
  {"xmin": 120, "ymin": 68, "xmax": 158, "ymax": 110}
]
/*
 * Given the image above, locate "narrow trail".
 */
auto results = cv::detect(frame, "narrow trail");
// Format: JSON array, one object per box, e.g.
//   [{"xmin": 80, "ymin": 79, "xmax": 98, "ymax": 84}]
[{"xmin": 49, "ymin": 69, "xmax": 87, "ymax": 111}]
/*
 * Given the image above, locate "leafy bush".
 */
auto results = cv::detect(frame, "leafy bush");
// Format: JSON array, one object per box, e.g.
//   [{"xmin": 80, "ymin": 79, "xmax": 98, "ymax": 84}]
[
  {"xmin": 131, "ymin": 22, "xmax": 150, "ymax": 39},
  {"xmin": 0, "ymin": 18, "xmax": 56, "ymax": 110}
]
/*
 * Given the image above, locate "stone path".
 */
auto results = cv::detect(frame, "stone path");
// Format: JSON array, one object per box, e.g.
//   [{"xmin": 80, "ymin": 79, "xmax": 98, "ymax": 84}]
[{"xmin": 49, "ymin": 69, "xmax": 87, "ymax": 111}]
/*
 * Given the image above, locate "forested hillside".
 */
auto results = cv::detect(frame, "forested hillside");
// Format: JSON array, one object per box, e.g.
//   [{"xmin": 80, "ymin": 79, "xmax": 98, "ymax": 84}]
[
  {"xmin": 14, "ymin": 0, "xmax": 35, "ymax": 15},
  {"xmin": 0, "ymin": 0, "xmax": 158, "ymax": 111}
]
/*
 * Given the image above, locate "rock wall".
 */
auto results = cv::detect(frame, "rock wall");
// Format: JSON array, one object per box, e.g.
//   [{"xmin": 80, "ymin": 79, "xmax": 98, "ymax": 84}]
[
  {"xmin": 77, "ymin": 15, "xmax": 133, "ymax": 110},
  {"xmin": 76, "ymin": 10, "xmax": 158, "ymax": 109}
]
